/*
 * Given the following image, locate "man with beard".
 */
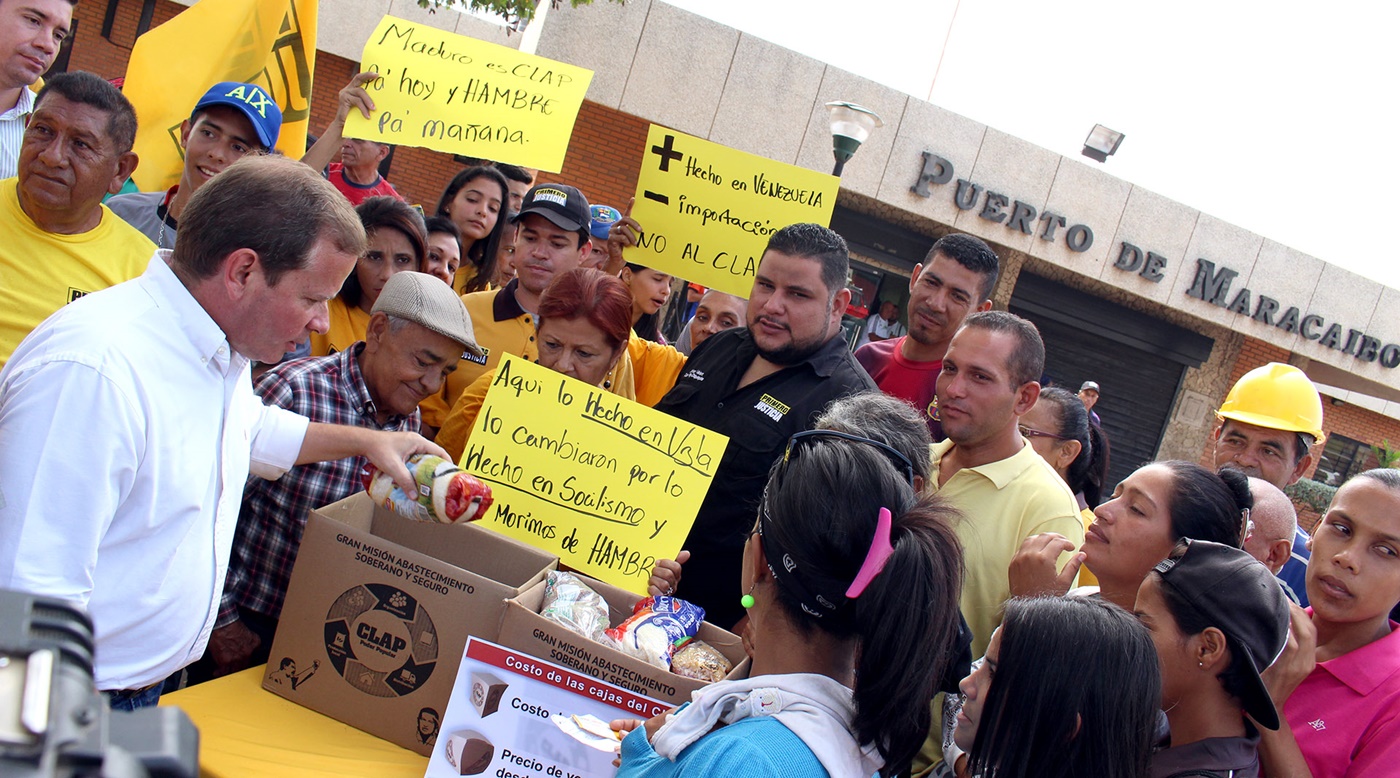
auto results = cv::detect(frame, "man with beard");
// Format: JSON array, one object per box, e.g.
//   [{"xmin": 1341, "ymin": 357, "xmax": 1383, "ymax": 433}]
[
  {"xmin": 855, "ymin": 233, "xmax": 998, "ymax": 439},
  {"xmin": 654, "ymin": 223, "xmax": 877, "ymax": 630},
  {"xmin": 1211, "ymin": 361, "xmax": 1325, "ymax": 606}
]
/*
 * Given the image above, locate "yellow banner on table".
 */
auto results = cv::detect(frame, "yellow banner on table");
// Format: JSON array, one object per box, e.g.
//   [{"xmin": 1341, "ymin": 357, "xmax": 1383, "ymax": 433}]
[
  {"xmin": 625, "ymin": 125, "xmax": 840, "ymax": 299},
  {"xmin": 345, "ymin": 16, "xmax": 593, "ymax": 172},
  {"xmin": 459, "ymin": 355, "xmax": 727, "ymax": 593},
  {"xmin": 122, "ymin": 0, "xmax": 316, "ymax": 192}
]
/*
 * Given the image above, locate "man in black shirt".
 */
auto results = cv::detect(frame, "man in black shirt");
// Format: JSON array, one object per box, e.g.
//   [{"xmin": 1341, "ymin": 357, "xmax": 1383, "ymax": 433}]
[{"xmin": 655, "ymin": 223, "xmax": 877, "ymax": 629}]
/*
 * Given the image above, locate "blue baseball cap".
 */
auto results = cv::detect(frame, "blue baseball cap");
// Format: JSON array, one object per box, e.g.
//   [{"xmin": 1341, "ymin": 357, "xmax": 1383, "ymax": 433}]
[
  {"xmin": 589, "ymin": 204, "xmax": 622, "ymax": 242},
  {"xmin": 192, "ymin": 82, "xmax": 283, "ymax": 150}
]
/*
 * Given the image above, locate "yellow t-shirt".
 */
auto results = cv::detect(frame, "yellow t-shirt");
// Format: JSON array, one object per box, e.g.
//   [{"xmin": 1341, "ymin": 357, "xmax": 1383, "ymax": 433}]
[
  {"xmin": 308, "ymin": 297, "xmax": 369, "ymax": 357},
  {"xmin": 627, "ymin": 332, "xmax": 687, "ymax": 407},
  {"xmin": 0, "ymin": 178, "xmax": 155, "ymax": 368}
]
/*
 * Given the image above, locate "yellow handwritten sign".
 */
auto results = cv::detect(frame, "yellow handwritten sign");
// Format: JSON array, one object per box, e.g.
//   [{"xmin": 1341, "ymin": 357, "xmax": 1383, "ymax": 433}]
[
  {"xmin": 460, "ymin": 355, "xmax": 728, "ymax": 593},
  {"xmin": 346, "ymin": 16, "xmax": 593, "ymax": 172},
  {"xmin": 626, "ymin": 125, "xmax": 840, "ymax": 298}
]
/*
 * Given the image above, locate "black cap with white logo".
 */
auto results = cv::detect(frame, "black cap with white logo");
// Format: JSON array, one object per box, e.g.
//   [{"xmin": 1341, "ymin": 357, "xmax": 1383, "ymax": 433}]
[{"xmin": 512, "ymin": 183, "xmax": 591, "ymax": 233}]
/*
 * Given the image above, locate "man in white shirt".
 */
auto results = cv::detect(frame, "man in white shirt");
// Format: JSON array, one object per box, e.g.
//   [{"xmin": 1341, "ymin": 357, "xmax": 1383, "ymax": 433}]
[
  {"xmin": 0, "ymin": 0, "xmax": 72, "ymax": 178},
  {"xmin": 855, "ymin": 300, "xmax": 905, "ymax": 348},
  {"xmin": 0, "ymin": 155, "xmax": 447, "ymax": 710}
]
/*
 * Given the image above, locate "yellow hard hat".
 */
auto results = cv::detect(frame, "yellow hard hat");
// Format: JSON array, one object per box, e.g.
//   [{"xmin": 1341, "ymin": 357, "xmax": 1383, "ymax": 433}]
[{"xmin": 1216, "ymin": 362, "xmax": 1325, "ymax": 440}]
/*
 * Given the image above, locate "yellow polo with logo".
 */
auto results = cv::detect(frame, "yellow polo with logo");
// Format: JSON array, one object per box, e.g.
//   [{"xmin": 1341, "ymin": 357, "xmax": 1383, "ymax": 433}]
[{"xmin": 0, "ymin": 179, "xmax": 154, "ymax": 369}]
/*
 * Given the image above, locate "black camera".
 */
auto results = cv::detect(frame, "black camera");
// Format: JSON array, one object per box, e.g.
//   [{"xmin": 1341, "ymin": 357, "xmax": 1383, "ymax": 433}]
[{"xmin": 0, "ymin": 590, "xmax": 199, "ymax": 777}]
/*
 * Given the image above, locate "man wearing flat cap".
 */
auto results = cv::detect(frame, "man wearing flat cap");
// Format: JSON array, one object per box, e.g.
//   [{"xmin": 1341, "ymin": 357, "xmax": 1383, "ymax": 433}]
[{"xmin": 199, "ymin": 270, "xmax": 484, "ymax": 680}]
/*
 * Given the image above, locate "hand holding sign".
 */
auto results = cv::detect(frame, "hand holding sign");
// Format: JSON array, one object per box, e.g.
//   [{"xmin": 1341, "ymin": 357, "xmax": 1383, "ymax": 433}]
[
  {"xmin": 338, "ymin": 71, "xmax": 380, "ymax": 122},
  {"xmin": 346, "ymin": 16, "xmax": 593, "ymax": 172},
  {"xmin": 627, "ymin": 126, "xmax": 840, "ymax": 298}
]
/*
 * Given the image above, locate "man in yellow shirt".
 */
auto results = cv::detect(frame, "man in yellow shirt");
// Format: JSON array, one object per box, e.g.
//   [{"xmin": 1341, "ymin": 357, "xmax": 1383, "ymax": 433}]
[
  {"xmin": 0, "ymin": 71, "xmax": 153, "ymax": 367},
  {"xmin": 915, "ymin": 310, "xmax": 1083, "ymax": 773}
]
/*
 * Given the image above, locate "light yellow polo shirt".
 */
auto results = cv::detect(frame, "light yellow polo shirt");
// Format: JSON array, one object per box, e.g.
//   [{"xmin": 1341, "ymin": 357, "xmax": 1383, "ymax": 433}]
[
  {"xmin": 308, "ymin": 297, "xmax": 369, "ymax": 357},
  {"xmin": 916, "ymin": 438, "xmax": 1084, "ymax": 774},
  {"xmin": 928, "ymin": 437, "xmax": 1084, "ymax": 656}
]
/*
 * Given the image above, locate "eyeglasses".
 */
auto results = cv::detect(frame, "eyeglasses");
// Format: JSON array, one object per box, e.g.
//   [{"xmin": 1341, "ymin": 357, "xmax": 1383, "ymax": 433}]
[
  {"xmin": 1018, "ymin": 424, "xmax": 1070, "ymax": 441},
  {"xmin": 780, "ymin": 429, "xmax": 916, "ymax": 487}
]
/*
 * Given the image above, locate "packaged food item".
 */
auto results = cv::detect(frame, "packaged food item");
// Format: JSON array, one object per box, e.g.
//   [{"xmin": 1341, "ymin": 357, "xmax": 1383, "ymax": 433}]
[
  {"xmin": 362, "ymin": 454, "xmax": 492, "ymax": 524},
  {"xmin": 670, "ymin": 639, "xmax": 733, "ymax": 682},
  {"xmin": 605, "ymin": 596, "xmax": 705, "ymax": 670},
  {"xmin": 540, "ymin": 571, "xmax": 611, "ymax": 641}
]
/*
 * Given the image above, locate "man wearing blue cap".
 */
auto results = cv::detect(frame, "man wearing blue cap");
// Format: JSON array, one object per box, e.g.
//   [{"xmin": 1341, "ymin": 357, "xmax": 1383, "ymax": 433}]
[{"xmin": 108, "ymin": 81, "xmax": 282, "ymax": 249}]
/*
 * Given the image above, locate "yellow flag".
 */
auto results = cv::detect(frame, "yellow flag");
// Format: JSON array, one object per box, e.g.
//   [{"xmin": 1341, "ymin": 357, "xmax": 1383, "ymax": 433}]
[{"xmin": 122, "ymin": 0, "xmax": 317, "ymax": 192}]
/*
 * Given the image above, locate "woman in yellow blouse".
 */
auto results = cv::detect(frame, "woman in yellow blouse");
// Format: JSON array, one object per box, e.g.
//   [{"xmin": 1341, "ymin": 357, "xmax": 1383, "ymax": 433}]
[
  {"xmin": 435, "ymin": 166, "xmax": 510, "ymax": 295},
  {"xmin": 438, "ymin": 268, "xmax": 647, "ymax": 462},
  {"xmin": 310, "ymin": 196, "xmax": 426, "ymax": 356}
]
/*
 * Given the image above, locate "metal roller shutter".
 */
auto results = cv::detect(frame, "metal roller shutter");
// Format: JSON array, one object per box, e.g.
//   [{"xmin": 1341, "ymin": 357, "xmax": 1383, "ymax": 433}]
[{"xmin": 1010, "ymin": 273, "xmax": 1214, "ymax": 497}]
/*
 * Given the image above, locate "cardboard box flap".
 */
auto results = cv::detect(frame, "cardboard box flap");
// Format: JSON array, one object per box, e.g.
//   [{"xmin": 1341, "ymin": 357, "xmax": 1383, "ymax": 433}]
[{"xmin": 320, "ymin": 492, "xmax": 558, "ymax": 589}]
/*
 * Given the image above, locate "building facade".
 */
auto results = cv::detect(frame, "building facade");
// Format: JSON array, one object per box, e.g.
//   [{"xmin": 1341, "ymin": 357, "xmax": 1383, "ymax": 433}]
[{"xmin": 68, "ymin": 0, "xmax": 1400, "ymax": 520}]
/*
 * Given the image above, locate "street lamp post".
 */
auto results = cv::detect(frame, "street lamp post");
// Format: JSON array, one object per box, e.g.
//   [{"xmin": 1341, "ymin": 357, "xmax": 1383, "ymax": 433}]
[{"xmin": 827, "ymin": 101, "xmax": 884, "ymax": 177}]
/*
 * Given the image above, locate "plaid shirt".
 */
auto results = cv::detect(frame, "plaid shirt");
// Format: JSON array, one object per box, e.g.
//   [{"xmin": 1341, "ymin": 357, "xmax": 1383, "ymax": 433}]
[{"xmin": 219, "ymin": 344, "xmax": 418, "ymax": 625}]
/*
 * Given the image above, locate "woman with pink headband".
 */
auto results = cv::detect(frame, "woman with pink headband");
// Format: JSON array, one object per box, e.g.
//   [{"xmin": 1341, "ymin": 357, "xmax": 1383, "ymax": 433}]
[{"xmin": 612, "ymin": 430, "xmax": 967, "ymax": 778}]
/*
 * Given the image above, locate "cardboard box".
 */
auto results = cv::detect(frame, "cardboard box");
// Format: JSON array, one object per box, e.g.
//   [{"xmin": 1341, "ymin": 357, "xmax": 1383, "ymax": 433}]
[
  {"xmin": 496, "ymin": 574, "xmax": 746, "ymax": 706},
  {"xmin": 264, "ymin": 492, "xmax": 557, "ymax": 755}
]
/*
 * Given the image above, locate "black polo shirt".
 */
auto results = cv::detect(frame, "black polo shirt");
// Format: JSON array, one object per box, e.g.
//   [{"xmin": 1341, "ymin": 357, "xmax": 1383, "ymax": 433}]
[{"xmin": 654, "ymin": 327, "xmax": 876, "ymax": 628}]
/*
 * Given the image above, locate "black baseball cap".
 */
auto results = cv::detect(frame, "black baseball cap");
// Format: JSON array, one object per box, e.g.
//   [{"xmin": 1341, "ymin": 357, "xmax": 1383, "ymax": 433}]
[
  {"xmin": 512, "ymin": 183, "xmax": 590, "ymax": 232},
  {"xmin": 1153, "ymin": 539, "xmax": 1291, "ymax": 729}
]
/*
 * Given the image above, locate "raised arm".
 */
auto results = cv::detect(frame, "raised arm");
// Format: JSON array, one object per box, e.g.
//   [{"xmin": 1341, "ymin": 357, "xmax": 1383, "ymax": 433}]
[{"xmin": 302, "ymin": 72, "xmax": 380, "ymax": 173}]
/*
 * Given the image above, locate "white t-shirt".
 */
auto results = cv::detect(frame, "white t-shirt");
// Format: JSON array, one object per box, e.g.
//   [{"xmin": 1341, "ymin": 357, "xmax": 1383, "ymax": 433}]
[{"xmin": 855, "ymin": 312, "xmax": 905, "ymax": 348}]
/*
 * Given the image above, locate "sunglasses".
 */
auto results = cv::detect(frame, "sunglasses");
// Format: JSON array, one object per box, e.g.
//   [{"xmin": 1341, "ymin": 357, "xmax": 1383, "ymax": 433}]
[
  {"xmin": 1018, "ymin": 424, "xmax": 1071, "ymax": 441},
  {"xmin": 780, "ymin": 429, "xmax": 916, "ymax": 487}
]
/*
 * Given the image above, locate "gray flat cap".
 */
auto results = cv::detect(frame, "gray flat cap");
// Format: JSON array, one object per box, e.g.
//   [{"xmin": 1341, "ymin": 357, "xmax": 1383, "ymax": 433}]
[{"xmin": 372, "ymin": 271, "xmax": 483, "ymax": 356}]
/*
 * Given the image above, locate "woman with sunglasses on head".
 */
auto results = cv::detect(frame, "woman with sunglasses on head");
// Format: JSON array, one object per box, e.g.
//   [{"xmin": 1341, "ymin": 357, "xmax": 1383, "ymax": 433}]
[
  {"xmin": 614, "ymin": 430, "xmax": 966, "ymax": 778},
  {"xmin": 1018, "ymin": 386, "xmax": 1112, "ymax": 584},
  {"xmin": 954, "ymin": 596, "xmax": 1160, "ymax": 778},
  {"xmin": 309, "ymin": 196, "xmax": 426, "ymax": 357}
]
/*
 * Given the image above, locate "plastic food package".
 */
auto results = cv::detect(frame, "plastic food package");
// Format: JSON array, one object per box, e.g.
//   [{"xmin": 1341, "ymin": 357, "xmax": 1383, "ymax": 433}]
[
  {"xmin": 362, "ymin": 454, "xmax": 493, "ymax": 524},
  {"xmin": 605, "ymin": 596, "xmax": 705, "ymax": 670},
  {"xmin": 540, "ymin": 572, "xmax": 611, "ymax": 641},
  {"xmin": 670, "ymin": 639, "xmax": 733, "ymax": 682}
]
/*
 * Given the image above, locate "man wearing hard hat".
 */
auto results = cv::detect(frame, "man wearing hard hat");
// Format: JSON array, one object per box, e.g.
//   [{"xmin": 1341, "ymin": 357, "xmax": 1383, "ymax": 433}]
[{"xmin": 1211, "ymin": 361, "xmax": 1325, "ymax": 606}]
